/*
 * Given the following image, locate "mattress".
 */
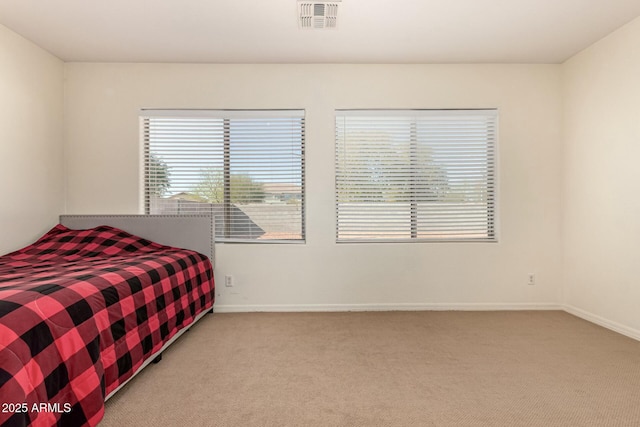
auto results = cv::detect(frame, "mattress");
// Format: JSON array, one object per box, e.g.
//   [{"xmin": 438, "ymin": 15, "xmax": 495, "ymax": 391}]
[{"xmin": 0, "ymin": 224, "xmax": 215, "ymax": 426}]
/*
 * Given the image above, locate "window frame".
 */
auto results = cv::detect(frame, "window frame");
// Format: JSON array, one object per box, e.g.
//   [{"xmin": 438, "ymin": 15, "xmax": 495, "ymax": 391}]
[
  {"xmin": 140, "ymin": 109, "xmax": 306, "ymax": 244},
  {"xmin": 335, "ymin": 109, "xmax": 498, "ymax": 243}
]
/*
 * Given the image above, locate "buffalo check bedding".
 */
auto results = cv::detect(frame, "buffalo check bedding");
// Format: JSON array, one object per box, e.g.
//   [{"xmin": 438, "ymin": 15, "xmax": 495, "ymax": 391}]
[{"xmin": 0, "ymin": 224, "xmax": 215, "ymax": 427}]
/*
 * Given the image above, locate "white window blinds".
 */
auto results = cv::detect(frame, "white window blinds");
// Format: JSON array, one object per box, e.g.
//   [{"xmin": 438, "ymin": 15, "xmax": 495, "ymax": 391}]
[
  {"xmin": 142, "ymin": 110, "xmax": 305, "ymax": 243},
  {"xmin": 335, "ymin": 109, "xmax": 497, "ymax": 242}
]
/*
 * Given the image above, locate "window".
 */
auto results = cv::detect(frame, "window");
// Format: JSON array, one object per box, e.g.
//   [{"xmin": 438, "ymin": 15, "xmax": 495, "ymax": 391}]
[
  {"xmin": 335, "ymin": 109, "xmax": 497, "ymax": 242},
  {"xmin": 142, "ymin": 110, "xmax": 305, "ymax": 243}
]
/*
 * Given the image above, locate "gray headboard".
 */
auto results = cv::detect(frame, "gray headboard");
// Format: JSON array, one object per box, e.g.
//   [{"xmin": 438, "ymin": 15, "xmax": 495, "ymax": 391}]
[{"xmin": 59, "ymin": 215, "xmax": 214, "ymax": 267}]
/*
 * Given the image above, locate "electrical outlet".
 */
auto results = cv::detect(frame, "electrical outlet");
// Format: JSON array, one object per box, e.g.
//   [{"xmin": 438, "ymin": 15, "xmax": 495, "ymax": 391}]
[
  {"xmin": 527, "ymin": 273, "xmax": 535, "ymax": 286},
  {"xmin": 224, "ymin": 275, "xmax": 233, "ymax": 287}
]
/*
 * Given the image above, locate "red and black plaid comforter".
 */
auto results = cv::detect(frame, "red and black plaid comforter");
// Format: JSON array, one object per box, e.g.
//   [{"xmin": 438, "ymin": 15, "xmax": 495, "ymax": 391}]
[{"xmin": 0, "ymin": 225, "xmax": 215, "ymax": 427}]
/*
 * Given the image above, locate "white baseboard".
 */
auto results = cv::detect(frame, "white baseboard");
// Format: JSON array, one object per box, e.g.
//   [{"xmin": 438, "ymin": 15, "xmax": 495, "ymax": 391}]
[
  {"xmin": 214, "ymin": 302, "xmax": 561, "ymax": 313},
  {"xmin": 563, "ymin": 304, "xmax": 640, "ymax": 342}
]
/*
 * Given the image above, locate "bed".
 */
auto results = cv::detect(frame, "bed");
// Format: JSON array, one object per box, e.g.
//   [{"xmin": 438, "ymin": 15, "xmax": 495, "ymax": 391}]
[{"xmin": 0, "ymin": 215, "xmax": 215, "ymax": 427}]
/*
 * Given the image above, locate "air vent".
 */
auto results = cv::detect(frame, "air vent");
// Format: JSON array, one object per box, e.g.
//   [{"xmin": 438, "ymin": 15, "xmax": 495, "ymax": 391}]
[{"xmin": 298, "ymin": 0, "xmax": 341, "ymax": 29}]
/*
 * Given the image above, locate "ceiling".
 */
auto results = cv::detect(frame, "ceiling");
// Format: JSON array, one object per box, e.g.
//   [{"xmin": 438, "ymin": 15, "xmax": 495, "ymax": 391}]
[{"xmin": 1, "ymin": 0, "xmax": 640, "ymax": 64}]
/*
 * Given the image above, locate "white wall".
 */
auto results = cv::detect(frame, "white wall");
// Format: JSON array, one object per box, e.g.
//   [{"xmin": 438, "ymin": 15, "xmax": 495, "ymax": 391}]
[
  {"xmin": 0, "ymin": 24, "xmax": 64, "ymax": 255},
  {"xmin": 562, "ymin": 16, "xmax": 640, "ymax": 334},
  {"xmin": 64, "ymin": 63, "xmax": 563, "ymax": 310},
  {"xmin": 3, "ymin": 8, "xmax": 640, "ymax": 326}
]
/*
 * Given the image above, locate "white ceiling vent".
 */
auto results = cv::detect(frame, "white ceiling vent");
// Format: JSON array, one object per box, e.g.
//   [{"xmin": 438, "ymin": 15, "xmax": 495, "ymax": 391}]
[{"xmin": 298, "ymin": 0, "xmax": 341, "ymax": 29}]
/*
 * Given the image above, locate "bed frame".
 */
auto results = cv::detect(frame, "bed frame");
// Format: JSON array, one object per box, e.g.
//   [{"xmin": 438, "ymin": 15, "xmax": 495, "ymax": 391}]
[{"xmin": 58, "ymin": 214, "xmax": 215, "ymax": 401}]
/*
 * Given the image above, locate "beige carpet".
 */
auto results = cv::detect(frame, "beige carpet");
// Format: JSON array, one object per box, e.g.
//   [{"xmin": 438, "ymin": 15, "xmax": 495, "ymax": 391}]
[{"xmin": 101, "ymin": 311, "xmax": 640, "ymax": 426}]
